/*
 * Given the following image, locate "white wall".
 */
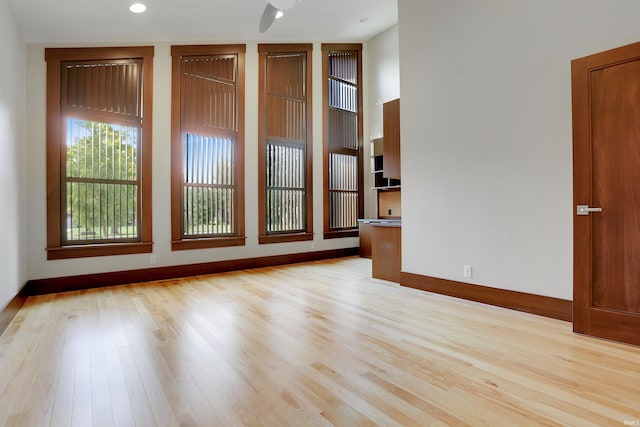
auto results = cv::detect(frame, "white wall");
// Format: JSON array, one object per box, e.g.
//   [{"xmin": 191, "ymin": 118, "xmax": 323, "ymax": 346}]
[
  {"xmin": 25, "ymin": 42, "xmax": 358, "ymax": 280},
  {"xmin": 399, "ymin": 0, "xmax": 640, "ymax": 300},
  {"xmin": 365, "ymin": 25, "xmax": 400, "ymax": 218},
  {"xmin": 0, "ymin": 0, "xmax": 26, "ymax": 308},
  {"xmin": 366, "ymin": 25, "xmax": 400, "ymax": 140}
]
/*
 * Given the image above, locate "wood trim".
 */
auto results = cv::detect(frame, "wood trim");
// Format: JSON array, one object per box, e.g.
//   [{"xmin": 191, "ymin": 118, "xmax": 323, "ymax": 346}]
[
  {"xmin": 571, "ymin": 53, "xmax": 592, "ymax": 333},
  {"xmin": 0, "ymin": 286, "xmax": 28, "ymax": 337},
  {"xmin": 258, "ymin": 43, "xmax": 313, "ymax": 53},
  {"xmin": 258, "ymin": 232, "xmax": 314, "ymax": 244},
  {"xmin": 46, "ymin": 58, "xmax": 62, "ymax": 250},
  {"xmin": 356, "ymin": 46, "xmax": 365, "ymax": 222},
  {"xmin": 321, "ymin": 43, "xmax": 363, "ymax": 53},
  {"xmin": 140, "ymin": 48, "xmax": 154, "ymax": 246},
  {"xmin": 171, "ymin": 236, "xmax": 246, "ymax": 251},
  {"xmin": 171, "ymin": 44, "xmax": 246, "ymax": 56},
  {"xmin": 400, "ymin": 272, "xmax": 572, "ymax": 322},
  {"xmin": 236, "ymin": 49, "xmax": 246, "ymax": 242},
  {"xmin": 305, "ymin": 46, "xmax": 314, "ymax": 238},
  {"xmin": 26, "ymin": 248, "xmax": 359, "ymax": 296},
  {"xmin": 170, "ymin": 47, "xmax": 183, "ymax": 245},
  {"xmin": 45, "ymin": 46, "xmax": 155, "ymax": 61},
  {"xmin": 47, "ymin": 242, "xmax": 153, "ymax": 260},
  {"xmin": 258, "ymin": 46, "xmax": 268, "ymax": 237},
  {"xmin": 322, "ymin": 48, "xmax": 330, "ymax": 237}
]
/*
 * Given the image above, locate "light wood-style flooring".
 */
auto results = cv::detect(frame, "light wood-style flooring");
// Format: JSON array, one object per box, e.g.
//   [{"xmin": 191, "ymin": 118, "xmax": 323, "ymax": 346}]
[{"xmin": 1, "ymin": 257, "xmax": 639, "ymax": 426}]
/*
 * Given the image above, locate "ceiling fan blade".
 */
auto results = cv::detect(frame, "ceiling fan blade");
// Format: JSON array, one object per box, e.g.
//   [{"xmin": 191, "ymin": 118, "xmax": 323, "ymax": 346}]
[{"xmin": 259, "ymin": 3, "xmax": 279, "ymax": 33}]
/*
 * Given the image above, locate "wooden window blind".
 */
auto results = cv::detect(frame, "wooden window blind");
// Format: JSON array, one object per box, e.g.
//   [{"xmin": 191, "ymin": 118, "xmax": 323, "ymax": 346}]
[
  {"xmin": 322, "ymin": 44, "xmax": 364, "ymax": 239},
  {"xmin": 258, "ymin": 44, "xmax": 313, "ymax": 244},
  {"xmin": 170, "ymin": 45, "xmax": 246, "ymax": 250},
  {"xmin": 60, "ymin": 60, "xmax": 142, "ymax": 118}
]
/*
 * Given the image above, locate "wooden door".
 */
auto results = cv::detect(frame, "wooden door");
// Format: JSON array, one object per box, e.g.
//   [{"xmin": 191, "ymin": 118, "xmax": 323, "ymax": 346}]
[{"xmin": 573, "ymin": 41, "xmax": 640, "ymax": 346}]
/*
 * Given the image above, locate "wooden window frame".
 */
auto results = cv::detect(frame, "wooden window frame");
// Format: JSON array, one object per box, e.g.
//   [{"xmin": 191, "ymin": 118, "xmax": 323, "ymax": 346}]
[
  {"xmin": 170, "ymin": 44, "xmax": 246, "ymax": 251},
  {"xmin": 45, "ymin": 46, "xmax": 154, "ymax": 260},
  {"xmin": 322, "ymin": 44, "xmax": 364, "ymax": 239},
  {"xmin": 258, "ymin": 44, "xmax": 314, "ymax": 244}
]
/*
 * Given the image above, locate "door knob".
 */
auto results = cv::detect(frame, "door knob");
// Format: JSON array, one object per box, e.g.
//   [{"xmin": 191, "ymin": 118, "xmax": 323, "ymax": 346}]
[{"xmin": 577, "ymin": 205, "xmax": 603, "ymax": 216}]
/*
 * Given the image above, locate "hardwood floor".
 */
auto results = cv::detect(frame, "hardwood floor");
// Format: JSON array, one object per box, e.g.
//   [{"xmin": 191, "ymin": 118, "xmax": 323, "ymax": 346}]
[{"xmin": 1, "ymin": 257, "xmax": 639, "ymax": 426}]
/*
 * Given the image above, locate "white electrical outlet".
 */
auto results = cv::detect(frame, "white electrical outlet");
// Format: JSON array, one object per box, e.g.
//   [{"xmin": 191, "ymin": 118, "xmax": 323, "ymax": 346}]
[
  {"xmin": 150, "ymin": 254, "xmax": 157, "ymax": 265},
  {"xmin": 463, "ymin": 264, "xmax": 472, "ymax": 278}
]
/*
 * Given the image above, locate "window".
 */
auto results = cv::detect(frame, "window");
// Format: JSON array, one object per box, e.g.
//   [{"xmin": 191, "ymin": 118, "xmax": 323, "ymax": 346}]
[
  {"xmin": 45, "ymin": 47, "xmax": 154, "ymax": 260},
  {"xmin": 322, "ymin": 44, "xmax": 364, "ymax": 239},
  {"xmin": 258, "ymin": 44, "xmax": 313, "ymax": 244},
  {"xmin": 170, "ymin": 45, "xmax": 246, "ymax": 250}
]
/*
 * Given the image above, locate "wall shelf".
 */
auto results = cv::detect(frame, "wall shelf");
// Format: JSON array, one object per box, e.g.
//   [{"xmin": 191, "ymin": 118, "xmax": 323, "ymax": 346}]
[{"xmin": 370, "ymin": 138, "xmax": 401, "ymax": 190}]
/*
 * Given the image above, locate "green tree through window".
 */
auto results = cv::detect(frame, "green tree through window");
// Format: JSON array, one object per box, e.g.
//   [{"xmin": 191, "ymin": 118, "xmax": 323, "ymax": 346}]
[
  {"xmin": 64, "ymin": 118, "xmax": 140, "ymax": 242},
  {"xmin": 182, "ymin": 134, "xmax": 234, "ymax": 236}
]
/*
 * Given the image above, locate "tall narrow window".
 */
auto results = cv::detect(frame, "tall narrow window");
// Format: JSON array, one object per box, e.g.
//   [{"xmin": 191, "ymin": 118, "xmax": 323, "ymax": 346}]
[
  {"xmin": 322, "ymin": 44, "xmax": 364, "ymax": 239},
  {"xmin": 171, "ymin": 45, "xmax": 246, "ymax": 250},
  {"xmin": 45, "ymin": 47, "xmax": 154, "ymax": 260},
  {"xmin": 258, "ymin": 44, "xmax": 313, "ymax": 244}
]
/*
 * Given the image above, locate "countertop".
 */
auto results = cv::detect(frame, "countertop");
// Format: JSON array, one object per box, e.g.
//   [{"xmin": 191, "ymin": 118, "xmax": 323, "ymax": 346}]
[{"xmin": 358, "ymin": 218, "xmax": 401, "ymax": 225}]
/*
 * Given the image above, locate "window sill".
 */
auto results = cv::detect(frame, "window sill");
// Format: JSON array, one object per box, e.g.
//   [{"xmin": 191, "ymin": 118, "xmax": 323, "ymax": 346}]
[
  {"xmin": 47, "ymin": 242, "xmax": 153, "ymax": 260},
  {"xmin": 172, "ymin": 236, "xmax": 246, "ymax": 251},
  {"xmin": 324, "ymin": 229, "xmax": 359, "ymax": 239},
  {"xmin": 259, "ymin": 233, "xmax": 314, "ymax": 244}
]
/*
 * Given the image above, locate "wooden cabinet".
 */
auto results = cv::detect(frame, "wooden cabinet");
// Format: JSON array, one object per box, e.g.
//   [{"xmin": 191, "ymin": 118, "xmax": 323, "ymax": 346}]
[
  {"xmin": 372, "ymin": 224, "xmax": 401, "ymax": 282},
  {"xmin": 358, "ymin": 221, "xmax": 372, "ymax": 258},
  {"xmin": 383, "ymin": 99, "xmax": 401, "ymax": 180}
]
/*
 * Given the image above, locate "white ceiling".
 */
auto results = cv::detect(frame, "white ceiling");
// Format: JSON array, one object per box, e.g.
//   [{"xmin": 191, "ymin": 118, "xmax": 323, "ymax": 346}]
[{"xmin": 8, "ymin": 0, "xmax": 398, "ymax": 43}]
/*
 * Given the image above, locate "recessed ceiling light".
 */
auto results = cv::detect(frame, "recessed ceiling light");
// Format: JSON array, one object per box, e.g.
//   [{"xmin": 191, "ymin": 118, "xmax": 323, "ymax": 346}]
[
  {"xmin": 275, "ymin": 10, "xmax": 284, "ymax": 19},
  {"xmin": 129, "ymin": 2, "xmax": 146, "ymax": 13}
]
